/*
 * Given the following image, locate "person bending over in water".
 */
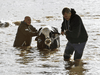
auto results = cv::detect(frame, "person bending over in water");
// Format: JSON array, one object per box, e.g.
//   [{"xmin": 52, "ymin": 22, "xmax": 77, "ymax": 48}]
[{"xmin": 61, "ymin": 7, "xmax": 88, "ymax": 61}]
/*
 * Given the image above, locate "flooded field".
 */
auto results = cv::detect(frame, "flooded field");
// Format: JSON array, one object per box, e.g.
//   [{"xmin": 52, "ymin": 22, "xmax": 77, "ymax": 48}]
[
  {"xmin": 0, "ymin": 0, "xmax": 100, "ymax": 75},
  {"xmin": 0, "ymin": 16, "xmax": 100, "ymax": 75}
]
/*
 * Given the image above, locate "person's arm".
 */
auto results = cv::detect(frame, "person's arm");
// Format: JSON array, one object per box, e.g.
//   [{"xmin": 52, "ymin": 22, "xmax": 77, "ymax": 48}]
[
  {"xmin": 28, "ymin": 25, "xmax": 38, "ymax": 36},
  {"xmin": 66, "ymin": 16, "xmax": 81, "ymax": 38},
  {"xmin": 61, "ymin": 17, "xmax": 66, "ymax": 35},
  {"xmin": 19, "ymin": 24, "xmax": 37, "ymax": 37}
]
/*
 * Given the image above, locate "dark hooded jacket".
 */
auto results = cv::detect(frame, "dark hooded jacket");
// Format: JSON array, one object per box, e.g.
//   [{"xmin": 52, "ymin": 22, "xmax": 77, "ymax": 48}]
[
  {"xmin": 13, "ymin": 21, "xmax": 37, "ymax": 47},
  {"xmin": 61, "ymin": 9, "xmax": 88, "ymax": 43}
]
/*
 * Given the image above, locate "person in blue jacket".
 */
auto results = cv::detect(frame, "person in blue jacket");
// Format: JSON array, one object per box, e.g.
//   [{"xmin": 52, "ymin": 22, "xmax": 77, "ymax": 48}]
[
  {"xmin": 13, "ymin": 16, "xmax": 37, "ymax": 47},
  {"xmin": 61, "ymin": 7, "xmax": 88, "ymax": 61}
]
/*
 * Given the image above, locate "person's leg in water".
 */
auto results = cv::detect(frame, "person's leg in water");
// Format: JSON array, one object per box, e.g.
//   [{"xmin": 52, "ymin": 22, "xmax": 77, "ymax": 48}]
[
  {"xmin": 64, "ymin": 42, "xmax": 74, "ymax": 61},
  {"xmin": 72, "ymin": 42, "xmax": 86, "ymax": 65}
]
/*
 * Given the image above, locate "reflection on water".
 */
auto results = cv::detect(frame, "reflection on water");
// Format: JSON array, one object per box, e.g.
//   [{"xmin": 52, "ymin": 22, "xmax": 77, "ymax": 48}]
[
  {"xmin": 15, "ymin": 46, "xmax": 34, "ymax": 65},
  {"xmin": 0, "ymin": 44, "xmax": 98, "ymax": 75},
  {"xmin": 38, "ymin": 49, "xmax": 58, "ymax": 58},
  {"xmin": 16, "ymin": 47, "xmax": 58, "ymax": 65},
  {"xmin": 15, "ymin": 47, "xmax": 62, "ymax": 75},
  {"xmin": 14, "ymin": 46, "xmax": 89, "ymax": 75},
  {"xmin": 64, "ymin": 60, "xmax": 88, "ymax": 75}
]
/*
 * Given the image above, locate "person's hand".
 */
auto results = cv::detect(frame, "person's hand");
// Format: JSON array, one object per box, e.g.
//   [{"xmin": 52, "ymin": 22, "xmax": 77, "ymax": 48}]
[{"xmin": 61, "ymin": 32, "xmax": 64, "ymax": 35}]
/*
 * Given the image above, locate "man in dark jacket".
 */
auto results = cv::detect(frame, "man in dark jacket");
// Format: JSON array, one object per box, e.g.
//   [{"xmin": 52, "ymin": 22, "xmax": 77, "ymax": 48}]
[
  {"xmin": 13, "ymin": 16, "xmax": 37, "ymax": 47},
  {"xmin": 61, "ymin": 7, "xmax": 88, "ymax": 61}
]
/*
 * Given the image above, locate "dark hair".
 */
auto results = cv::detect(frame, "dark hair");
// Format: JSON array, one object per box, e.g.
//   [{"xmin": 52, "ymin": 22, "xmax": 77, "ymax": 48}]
[{"xmin": 62, "ymin": 7, "xmax": 71, "ymax": 15}]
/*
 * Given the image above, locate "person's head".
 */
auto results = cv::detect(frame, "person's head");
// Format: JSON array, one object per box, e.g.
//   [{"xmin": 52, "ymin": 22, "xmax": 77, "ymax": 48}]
[
  {"xmin": 24, "ymin": 16, "xmax": 31, "ymax": 25},
  {"xmin": 62, "ymin": 7, "xmax": 71, "ymax": 21}
]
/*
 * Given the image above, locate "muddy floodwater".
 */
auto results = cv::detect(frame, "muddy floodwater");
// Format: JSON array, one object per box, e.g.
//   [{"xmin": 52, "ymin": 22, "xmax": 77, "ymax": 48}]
[
  {"xmin": 0, "ymin": 15, "xmax": 100, "ymax": 75},
  {"xmin": 0, "ymin": 43, "xmax": 88, "ymax": 75},
  {"xmin": 0, "ymin": 20, "xmax": 100, "ymax": 75},
  {"xmin": 0, "ymin": 0, "xmax": 100, "ymax": 75}
]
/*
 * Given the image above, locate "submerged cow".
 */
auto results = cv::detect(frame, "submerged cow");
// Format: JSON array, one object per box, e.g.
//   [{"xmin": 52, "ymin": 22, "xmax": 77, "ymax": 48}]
[
  {"xmin": 0, "ymin": 21, "xmax": 9, "ymax": 27},
  {"xmin": 35, "ymin": 26, "xmax": 60, "ymax": 50}
]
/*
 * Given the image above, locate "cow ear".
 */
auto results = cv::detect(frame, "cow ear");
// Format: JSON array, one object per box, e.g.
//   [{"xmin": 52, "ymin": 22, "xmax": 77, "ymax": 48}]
[
  {"xmin": 51, "ymin": 31, "xmax": 55, "ymax": 34},
  {"xmin": 38, "ymin": 27, "xmax": 42, "ymax": 36}
]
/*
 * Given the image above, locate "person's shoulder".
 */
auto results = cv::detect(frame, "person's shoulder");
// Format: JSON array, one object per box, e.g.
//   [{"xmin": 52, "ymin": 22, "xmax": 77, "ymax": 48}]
[
  {"xmin": 74, "ymin": 14, "xmax": 81, "ymax": 19},
  {"xmin": 19, "ymin": 21, "xmax": 27, "ymax": 29},
  {"xmin": 75, "ymin": 14, "xmax": 80, "ymax": 18},
  {"xmin": 20, "ymin": 21, "xmax": 26, "ymax": 26},
  {"xmin": 30, "ymin": 25, "xmax": 37, "ymax": 31},
  {"xmin": 30, "ymin": 25, "xmax": 35, "ymax": 28},
  {"xmin": 71, "ymin": 14, "xmax": 81, "ymax": 22}
]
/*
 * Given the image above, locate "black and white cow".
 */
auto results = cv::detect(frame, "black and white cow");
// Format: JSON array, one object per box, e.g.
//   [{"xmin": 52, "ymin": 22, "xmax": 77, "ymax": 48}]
[
  {"xmin": 35, "ymin": 26, "xmax": 60, "ymax": 50},
  {"xmin": 0, "ymin": 21, "xmax": 9, "ymax": 27}
]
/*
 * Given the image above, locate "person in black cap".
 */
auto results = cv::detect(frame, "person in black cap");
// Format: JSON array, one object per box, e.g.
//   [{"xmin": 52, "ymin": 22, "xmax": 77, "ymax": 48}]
[
  {"xmin": 13, "ymin": 16, "xmax": 37, "ymax": 47},
  {"xmin": 61, "ymin": 7, "xmax": 88, "ymax": 61}
]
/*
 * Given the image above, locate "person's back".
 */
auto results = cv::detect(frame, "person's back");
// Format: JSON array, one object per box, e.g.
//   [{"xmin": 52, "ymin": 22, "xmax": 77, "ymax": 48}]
[{"xmin": 16, "ymin": 21, "xmax": 27, "ymax": 40}]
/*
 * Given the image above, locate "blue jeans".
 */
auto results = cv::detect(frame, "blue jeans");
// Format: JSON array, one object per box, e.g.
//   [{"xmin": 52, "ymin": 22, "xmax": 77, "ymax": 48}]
[{"xmin": 64, "ymin": 42, "xmax": 86, "ymax": 60}]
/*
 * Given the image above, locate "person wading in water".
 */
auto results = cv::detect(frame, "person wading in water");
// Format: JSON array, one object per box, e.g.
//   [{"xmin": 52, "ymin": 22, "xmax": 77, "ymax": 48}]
[
  {"xmin": 61, "ymin": 7, "xmax": 88, "ymax": 62},
  {"xmin": 13, "ymin": 16, "xmax": 37, "ymax": 48}
]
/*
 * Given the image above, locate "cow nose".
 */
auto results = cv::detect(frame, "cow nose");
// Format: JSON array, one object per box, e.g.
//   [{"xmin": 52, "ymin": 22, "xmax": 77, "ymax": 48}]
[{"xmin": 46, "ymin": 40, "xmax": 51, "ymax": 44}]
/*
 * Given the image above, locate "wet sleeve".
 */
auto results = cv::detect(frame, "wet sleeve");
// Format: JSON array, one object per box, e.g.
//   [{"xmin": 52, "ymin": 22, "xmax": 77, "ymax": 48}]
[
  {"xmin": 20, "ymin": 25, "xmax": 37, "ymax": 37},
  {"xmin": 30, "ymin": 25, "xmax": 37, "ymax": 32},
  {"xmin": 61, "ymin": 22, "xmax": 64, "ymax": 32},
  {"xmin": 29, "ymin": 25, "xmax": 38, "ymax": 36},
  {"xmin": 61, "ymin": 17, "xmax": 65, "ymax": 32}
]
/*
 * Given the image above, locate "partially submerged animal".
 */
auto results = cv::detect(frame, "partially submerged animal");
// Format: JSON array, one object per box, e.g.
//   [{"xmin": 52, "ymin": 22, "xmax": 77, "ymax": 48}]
[
  {"xmin": 35, "ymin": 26, "xmax": 60, "ymax": 50},
  {"xmin": 0, "ymin": 21, "xmax": 9, "ymax": 27}
]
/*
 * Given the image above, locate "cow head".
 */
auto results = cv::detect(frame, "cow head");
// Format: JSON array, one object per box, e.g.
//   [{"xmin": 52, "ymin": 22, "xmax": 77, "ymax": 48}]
[
  {"xmin": 36, "ymin": 26, "xmax": 60, "ymax": 49},
  {"xmin": 39, "ymin": 27, "xmax": 52, "ymax": 47}
]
